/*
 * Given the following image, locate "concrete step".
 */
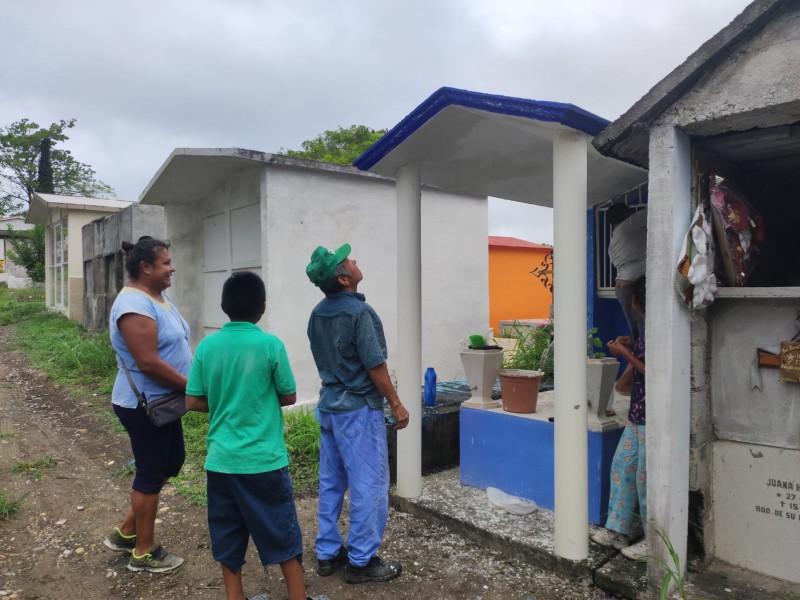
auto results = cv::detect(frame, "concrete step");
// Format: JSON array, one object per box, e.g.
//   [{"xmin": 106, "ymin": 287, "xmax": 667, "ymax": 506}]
[{"xmin": 390, "ymin": 468, "xmax": 800, "ymax": 599}]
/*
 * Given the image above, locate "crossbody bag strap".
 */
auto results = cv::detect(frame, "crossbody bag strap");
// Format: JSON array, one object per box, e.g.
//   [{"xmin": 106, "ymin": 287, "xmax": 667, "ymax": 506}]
[{"xmin": 117, "ymin": 354, "xmax": 148, "ymax": 409}]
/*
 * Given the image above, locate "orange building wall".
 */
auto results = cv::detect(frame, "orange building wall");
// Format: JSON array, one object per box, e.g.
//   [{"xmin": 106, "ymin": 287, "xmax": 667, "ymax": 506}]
[{"xmin": 488, "ymin": 244, "xmax": 553, "ymax": 335}]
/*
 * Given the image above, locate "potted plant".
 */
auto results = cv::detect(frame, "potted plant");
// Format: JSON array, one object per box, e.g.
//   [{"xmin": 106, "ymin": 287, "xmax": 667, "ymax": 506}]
[
  {"xmin": 497, "ymin": 323, "xmax": 619, "ymax": 417},
  {"xmin": 586, "ymin": 327, "xmax": 619, "ymax": 421},
  {"xmin": 460, "ymin": 333, "xmax": 504, "ymax": 409},
  {"xmin": 498, "ymin": 323, "xmax": 551, "ymax": 413}
]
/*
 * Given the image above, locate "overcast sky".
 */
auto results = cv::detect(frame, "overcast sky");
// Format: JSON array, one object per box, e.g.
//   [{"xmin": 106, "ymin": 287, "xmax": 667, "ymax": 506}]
[{"xmin": 2, "ymin": 0, "xmax": 753, "ymax": 244}]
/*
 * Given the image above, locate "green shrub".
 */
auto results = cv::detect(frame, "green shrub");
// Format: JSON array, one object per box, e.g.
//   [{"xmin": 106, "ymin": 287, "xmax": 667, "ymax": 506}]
[
  {"xmin": 500, "ymin": 323, "xmax": 606, "ymax": 383},
  {"xmin": 587, "ymin": 327, "xmax": 606, "ymax": 358},
  {"xmin": 501, "ymin": 322, "xmax": 554, "ymax": 383},
  {"xmin": 7, "ymin": 224, "xmax": 45, "ymax": 283}
]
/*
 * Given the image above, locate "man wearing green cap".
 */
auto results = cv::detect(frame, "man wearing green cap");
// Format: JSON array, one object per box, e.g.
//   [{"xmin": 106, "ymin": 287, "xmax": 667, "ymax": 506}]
[{"xmin": 306, "ymin": 243, "xmax": 409, "ymax": 584}]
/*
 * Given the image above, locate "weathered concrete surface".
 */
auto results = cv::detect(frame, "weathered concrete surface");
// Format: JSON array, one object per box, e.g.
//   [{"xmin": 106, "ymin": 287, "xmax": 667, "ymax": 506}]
[
  {"xmin": 710, "ymin": 298, "xmax": 800, "ymax": 449},
  {"xmin": 688, "ymin": 560, "xmax": 800, "ymax": 599},
  {"xmin": 593, "ymin": 0, "xmax": 789, "ymax": 168},
  {"xmin": 390, "ymin": 468, "xmax": 619, "ymax": 583},
  {"xmin": 82, "ymin": 203, "xmax": 166, "ymax": 332},
  {"xmin": 594, "ymin": 555, "xmax": 647, "ymax": 599},
  {"xmin": 392, "ymin": 468, "xmax": 800, "ymax": 599}
]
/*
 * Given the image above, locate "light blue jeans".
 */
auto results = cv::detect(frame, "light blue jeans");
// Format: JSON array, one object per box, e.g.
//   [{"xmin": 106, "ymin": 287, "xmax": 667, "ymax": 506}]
[{"xmin": 316, "ymin": 405, "xmax": 389, "ymax": 567}]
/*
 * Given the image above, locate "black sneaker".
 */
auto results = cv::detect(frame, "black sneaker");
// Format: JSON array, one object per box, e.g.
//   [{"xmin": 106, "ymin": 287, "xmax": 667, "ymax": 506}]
[
  {"xmin": 316, "ymin": 545, "xmax": 348, "ymax": 577},
  {"xmin": 344, "ymin": 555, "xmax": 402, "ymax": 584}
]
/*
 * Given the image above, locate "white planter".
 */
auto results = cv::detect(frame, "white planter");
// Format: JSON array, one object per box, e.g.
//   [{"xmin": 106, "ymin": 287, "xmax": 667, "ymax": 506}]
[
  {"xmin": 460, "ymin": 348, "xmax": 504, "ymax": 409},
  {"xmin": 587, "ymin": 357, "xmax": 620, "ymax": 421}
]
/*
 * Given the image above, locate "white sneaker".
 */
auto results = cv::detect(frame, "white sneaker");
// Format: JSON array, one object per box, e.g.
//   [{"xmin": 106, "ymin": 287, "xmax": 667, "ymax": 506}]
[
  {"xmin": 589, "ymin": 528, "xmax": 630, "ymax": 549},
  {"xmin": 621, "ymin": 539, "xmax": 648, "ymax": 560}
]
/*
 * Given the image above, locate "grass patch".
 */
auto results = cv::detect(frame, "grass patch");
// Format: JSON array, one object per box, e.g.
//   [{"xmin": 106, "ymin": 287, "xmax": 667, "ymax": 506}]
[
  {"xmin": 170, "ymin": 407, "xmax": 321, "ymax": 507},
  {"xmin": 174, "ymin": 475, "xmax": 208, "ymax": 507},
  {"xmin": 0, "ymin": 431, "xmax": 18, "ymax": 440},
  {"xmin": 111, "ymin": 462, "xmax": 136, "ymax": 478},
  {"xmin": 285, "ymin": 407, "xmax": 321, "ymax": 497},
  {"xmin": 0, "ymin": 287, "xmax": 46, "ymax": 325},
  {"xmin": 11, "ymin": 313, "xmax": 116, "ymax": 391},
  {"xmin": 172, "ymin": 411, "xmax": 210, "ymax": 507},
  {"xmin": 0, "ymin": 491, "xmax": 30, "ymax": 520},
  {"xmin": 0, "ymin": 287, "xmax": 322, "ymax": 506},
  {"xmin": 12, "ymin": 455, "xmax": 56, "ymax": 480},
  {"xmin": 1, "ymin": 286, "xmax": 116, "ymax": 393}
]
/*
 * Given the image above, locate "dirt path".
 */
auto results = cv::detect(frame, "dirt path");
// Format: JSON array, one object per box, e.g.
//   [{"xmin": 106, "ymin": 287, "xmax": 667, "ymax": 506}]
[{"xmin": 0, "ymin": 325, "xmax": 615, "ymax": 600}]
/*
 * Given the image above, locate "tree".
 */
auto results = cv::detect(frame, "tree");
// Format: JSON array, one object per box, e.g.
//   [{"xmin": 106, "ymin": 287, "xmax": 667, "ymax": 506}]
[
  {"xmin": 6, "ymin": 136, "xmax": 56, "ymax": 283},
  {"xmin": 7, "ymin": 224, "xmax": 46, "ymax": 283},
  {"xmin": 0, "ymin": 118, "xmax": 115, "ymax": 215},
  {"xmin": 37, "ymin": 137, "xmax": 55, "ymax": 194},
  {"xmin": 282, "ymin": 125, "xmax": 386, "ymax": 165}
]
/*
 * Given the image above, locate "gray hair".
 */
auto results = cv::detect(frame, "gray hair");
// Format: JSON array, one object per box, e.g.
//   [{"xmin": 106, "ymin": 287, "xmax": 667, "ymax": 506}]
[{"xmin": 319, "ymin": 261, "xmax": 351, "ymax": 295}]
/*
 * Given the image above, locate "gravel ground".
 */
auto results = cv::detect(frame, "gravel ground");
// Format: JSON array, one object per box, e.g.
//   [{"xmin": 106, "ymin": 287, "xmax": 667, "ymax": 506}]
[{"xmin": 0, "ymin": 325, "xmax": 617, "ymax": 600}]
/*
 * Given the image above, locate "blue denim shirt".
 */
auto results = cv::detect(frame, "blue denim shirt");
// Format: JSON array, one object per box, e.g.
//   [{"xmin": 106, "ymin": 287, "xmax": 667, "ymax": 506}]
[{"xmin": 308, "ymin": 292, "xmax": 388, "ymax": 413}]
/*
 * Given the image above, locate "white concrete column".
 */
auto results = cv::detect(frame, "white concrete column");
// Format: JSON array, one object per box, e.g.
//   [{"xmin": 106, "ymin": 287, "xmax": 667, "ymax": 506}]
[
  {"xmin": 553, "ymin": 132, "xmax": 589, "ymax": 560},
  {"xmin": 396, "ymin": 163, "xmax": 422, "ymax": 498},
  {"xmin": 646, "ymin": 125, "xmax": 691, "ymax": 586}
]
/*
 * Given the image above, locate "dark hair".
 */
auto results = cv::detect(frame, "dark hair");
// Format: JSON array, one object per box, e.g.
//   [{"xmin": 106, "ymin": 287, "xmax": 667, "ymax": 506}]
[
  {"xmin": 632, "ymin": 275, "xmax": 646, "ymax": 310},
  {"xmin": 607, "ymin": 204, "xmax": 635, "ymax": 227},
  {"xmin": 221, "ymin": 271, "xmax": 266, "ymax": 321},
  {"xmin": 121, "ymin": 236, "xmax": 170, "ymax": 279},
  {"xmin": 318, "ymin": 261, "xmax": 351, "ymax": 296}
]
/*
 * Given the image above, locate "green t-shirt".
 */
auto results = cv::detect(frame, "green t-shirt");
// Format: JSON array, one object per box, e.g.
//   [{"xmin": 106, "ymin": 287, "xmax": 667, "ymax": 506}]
[{"xmin": 186, "ymin": 321, "xmax": 296, "ymax": 474}]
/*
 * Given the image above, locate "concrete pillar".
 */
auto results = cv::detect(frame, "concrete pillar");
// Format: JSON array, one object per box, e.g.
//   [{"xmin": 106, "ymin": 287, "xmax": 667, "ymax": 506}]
[
  {"xmin": 396, "ymin": 163, "xmax": 422, "ymax": 498},
  {"xmin": 646, "ymin": 125, "xmax": 691, "ymax": 586},
  {"xmin": 553, "ymin": 132, "xmax": 589, "ymax": 560}
]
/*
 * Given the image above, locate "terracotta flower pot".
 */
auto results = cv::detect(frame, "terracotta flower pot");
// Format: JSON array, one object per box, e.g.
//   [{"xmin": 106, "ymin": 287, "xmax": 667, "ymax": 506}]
[{"xmin": 498, "ymin": 369, "xmax": 543, "ymax": 414}]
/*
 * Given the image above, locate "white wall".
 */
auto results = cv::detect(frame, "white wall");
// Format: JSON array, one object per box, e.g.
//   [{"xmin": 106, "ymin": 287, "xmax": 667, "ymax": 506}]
[
  {"xmin": 162, "ymin": 166, "xmax": 263, "ymax": 349},
  {"xmin": 421, "ymin": 186, "xmax": 488, "ymax": 380},
  {"xmin": 264, "ymin": 165, "xmax": 488, "ymax": 401},
  {"xmin": 157, "ymin": 160, "xmax": 489, "ymax": 403},
  {"xmin": 713, "ymin": 440, "xmax": 800, "ymax": 583},
  {"xmin": 710, "ymin": 298, "xmax": 800, "ymax": 449},
  {"xmin": 263, "ymin": 166, "xmax": 399, "ymax": 402}
]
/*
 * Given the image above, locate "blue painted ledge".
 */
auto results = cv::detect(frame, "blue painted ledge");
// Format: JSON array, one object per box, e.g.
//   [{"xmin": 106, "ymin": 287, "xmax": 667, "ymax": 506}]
[{"xmin": 459, "ymin": 391, "xmax": 624, "ymax": 525}]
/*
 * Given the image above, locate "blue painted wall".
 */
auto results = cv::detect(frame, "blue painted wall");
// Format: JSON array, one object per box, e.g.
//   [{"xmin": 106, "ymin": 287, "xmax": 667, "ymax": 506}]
[
  {"xmin": 587, "ymin": 206, "xmax": 628, "ymax": 374},
  {"xmin": 460, "ymin": 407, "xmax": 623, "ymax": 524}
]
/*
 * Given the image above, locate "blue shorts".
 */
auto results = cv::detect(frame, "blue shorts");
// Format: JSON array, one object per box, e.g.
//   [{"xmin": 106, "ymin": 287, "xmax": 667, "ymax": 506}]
[
  {"xmin": 207, "ymin": 468, "xmax": 303, "ymax": 573},
  {"xmin": 113, "ymin": 403, "xmax": 185, "ymax": 494}
]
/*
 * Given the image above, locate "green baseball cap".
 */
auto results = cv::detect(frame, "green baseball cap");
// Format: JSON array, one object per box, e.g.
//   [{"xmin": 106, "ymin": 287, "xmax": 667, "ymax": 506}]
[{"xmin": 306, "ymin": 243, "xmax": 351, "ymax": 286}]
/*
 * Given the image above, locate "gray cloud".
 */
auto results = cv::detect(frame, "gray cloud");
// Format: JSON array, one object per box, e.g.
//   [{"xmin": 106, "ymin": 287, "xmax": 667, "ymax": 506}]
[{"xmin": 2, "ymin": 0, "xmax": 752, "ymax": 225}]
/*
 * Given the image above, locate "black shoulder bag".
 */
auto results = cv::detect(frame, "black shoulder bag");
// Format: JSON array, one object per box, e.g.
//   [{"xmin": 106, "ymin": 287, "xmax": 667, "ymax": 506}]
[{"xmin": 119, "ymin": 358, "xmax": 188, "ymax": 427}]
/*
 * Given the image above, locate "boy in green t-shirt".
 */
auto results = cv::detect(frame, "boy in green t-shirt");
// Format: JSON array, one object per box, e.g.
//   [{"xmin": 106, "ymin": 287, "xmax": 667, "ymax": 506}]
[{"xmin": 186, "ymin": 271, "xmax": 326, "ymax": 600}]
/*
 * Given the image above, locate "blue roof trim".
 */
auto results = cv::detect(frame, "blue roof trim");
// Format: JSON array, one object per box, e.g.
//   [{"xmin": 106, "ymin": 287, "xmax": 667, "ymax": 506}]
[{"xmin": 354, "ymin": 87, "xmax": 610, "ymax": 171}]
